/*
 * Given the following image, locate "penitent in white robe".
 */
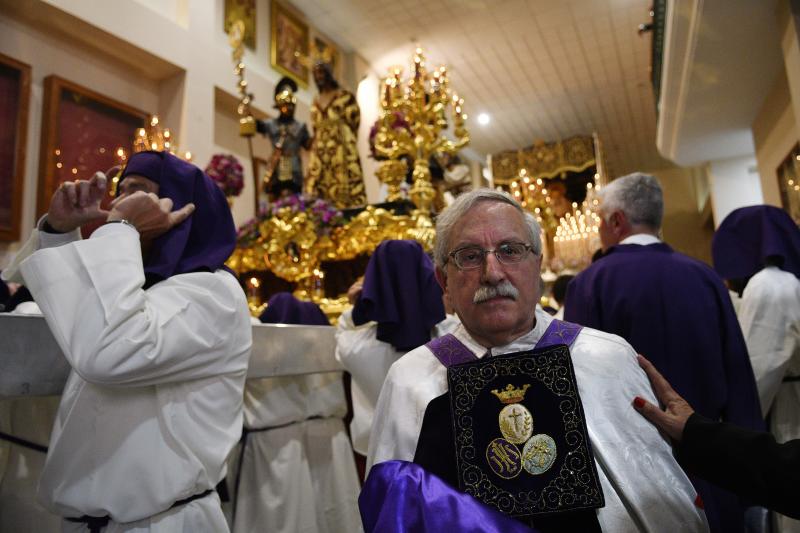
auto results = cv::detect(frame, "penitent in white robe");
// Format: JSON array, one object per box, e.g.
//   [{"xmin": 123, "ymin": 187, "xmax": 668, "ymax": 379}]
[
  {"xmin": 368, "ymin": 308, "xmax": 709, "ymax": 533},
  {"xmin": 232, "ymin": 347, "xmax": 361, "ymax": 532},
  {"xmin": 3, "ymin": 223, "xmax": 252, "ymax": 532},
  {"xmin": 738, "ymin": 266, "xmax": 800, "ymax": 533},
  {"xmin": 334, "ymin": 310, "xmax": 460, "ymax": 456}
]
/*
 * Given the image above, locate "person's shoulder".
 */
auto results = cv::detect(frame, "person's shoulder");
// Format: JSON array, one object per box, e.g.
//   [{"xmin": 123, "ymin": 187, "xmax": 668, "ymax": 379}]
[
  {"xmin": 570, "ymin": 258, "xmax": 605, "ymax": 283},
  {"xmin": 630, "ymin": 246, "xmax": 725, "ymax": 285},
  {"xmin": 667, "ymin": 248, "xmax": 716, "ymax": 270},
  {"xmin": 391, "ymin": 343, "xmax": 439, "ymax": 374},
  {"xmin": 572, "ymin": 324, "xmax": 636, "ymax": 359},
  {"xmin": 746, "ymin": 267, "xmax": 800, "ymax": 300},
  {"xmin": 156, "ymin": 269, "xmax": 248, "ymax": 308}
]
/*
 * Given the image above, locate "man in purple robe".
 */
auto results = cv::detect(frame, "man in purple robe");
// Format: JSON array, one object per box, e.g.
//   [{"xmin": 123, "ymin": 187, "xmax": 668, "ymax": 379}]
[{"xmin": 564, "ymin": 172, "xmax": 763, "ymax": 533}]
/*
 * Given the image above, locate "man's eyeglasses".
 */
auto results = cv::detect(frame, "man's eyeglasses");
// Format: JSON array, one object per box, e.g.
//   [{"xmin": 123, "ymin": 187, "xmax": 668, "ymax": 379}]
[{"xmin": 447, "ymin": 242, "xmax": 534, "ymax": 270}]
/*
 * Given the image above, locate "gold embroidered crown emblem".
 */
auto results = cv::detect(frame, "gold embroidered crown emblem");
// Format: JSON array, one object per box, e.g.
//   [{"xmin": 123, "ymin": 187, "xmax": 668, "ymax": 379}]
[{"xmin": 491, "ymin": 384, "xmax": 530, "ymax": 404}]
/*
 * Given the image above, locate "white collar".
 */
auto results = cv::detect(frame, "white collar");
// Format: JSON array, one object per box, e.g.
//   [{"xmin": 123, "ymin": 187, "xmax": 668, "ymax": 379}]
[
  {"xmin": 451, "ymin": 308, "xmax": 554, "ymax": 358},
  {"xmin": 619, "ymin": 233, "xmax": 661, "ymax": 246}
]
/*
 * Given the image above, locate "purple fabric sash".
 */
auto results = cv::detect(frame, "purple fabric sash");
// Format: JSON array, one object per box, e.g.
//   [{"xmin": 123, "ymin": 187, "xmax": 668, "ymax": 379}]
[
  {"xmin": 425, "ymin": 318, "xmax": 583, "ymax": 368},
  {"xmin": 360, "ymin": 460, "xmax": 537, "ymax": 533}
]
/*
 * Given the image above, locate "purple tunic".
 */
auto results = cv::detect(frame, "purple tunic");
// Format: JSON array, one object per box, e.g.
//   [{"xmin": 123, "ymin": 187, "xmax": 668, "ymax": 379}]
[{"xmin": 564, "ymin": 242, "xmax": 763, "ymax": 533}]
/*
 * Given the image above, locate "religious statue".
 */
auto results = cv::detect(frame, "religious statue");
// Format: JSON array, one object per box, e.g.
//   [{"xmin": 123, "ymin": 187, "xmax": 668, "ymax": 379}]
[
  {"xmin": 306, "ymin": 58, "xmax": 367, "ymax": 209},
  {"xmin": 256, "ymin": 76, "xmax": 312, "ymax": 198}
]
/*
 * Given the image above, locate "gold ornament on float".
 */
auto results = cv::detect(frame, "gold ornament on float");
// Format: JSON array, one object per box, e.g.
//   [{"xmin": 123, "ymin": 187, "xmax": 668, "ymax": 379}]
[{"xmin": 373, "ymin": 47, "xmax": 470, "ymax": 232}]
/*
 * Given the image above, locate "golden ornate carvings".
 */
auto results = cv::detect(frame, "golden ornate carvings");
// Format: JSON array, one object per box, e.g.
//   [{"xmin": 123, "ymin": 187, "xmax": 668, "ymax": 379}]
[{"xmin": 491, "ymin": 136, "xmax": 596, "ymax": 184}]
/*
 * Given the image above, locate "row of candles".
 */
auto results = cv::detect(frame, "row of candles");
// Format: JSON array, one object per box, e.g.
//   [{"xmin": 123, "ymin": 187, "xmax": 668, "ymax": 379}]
[{"xmin": 553, "ymin": 182, "xmax": 602, "ymax": 270}]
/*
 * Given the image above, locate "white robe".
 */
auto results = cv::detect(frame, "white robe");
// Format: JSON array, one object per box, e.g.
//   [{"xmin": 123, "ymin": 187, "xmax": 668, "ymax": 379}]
[
  {"xmin": 738, "ymin": 266, "xmax": 800, "ymax": 532},
  {"xmin": 232, "ymin": 350, "xmax": 361, "ymax": 532},
  {"xmin": 334, "ymin": 311, "xmax": 460, "ymax": 455},
  {"xmin": 368, "ymin": 308, "xmax": 709, "ymax": 533},
  {"xmin": 4, "ymin": 223, "xmax": 252, "ymax": 532}
]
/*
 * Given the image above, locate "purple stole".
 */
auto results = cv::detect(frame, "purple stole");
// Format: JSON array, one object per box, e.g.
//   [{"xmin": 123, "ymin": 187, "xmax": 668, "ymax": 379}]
[{"xmin": 426, "ymin": 318, "xmax": 583, "ymax": 368}]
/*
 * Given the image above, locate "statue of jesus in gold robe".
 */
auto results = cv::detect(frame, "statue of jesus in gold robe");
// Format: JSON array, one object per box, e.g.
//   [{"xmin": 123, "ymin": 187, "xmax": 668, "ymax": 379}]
[{"xmin": 306, "ymin": 61, "xmax": 366, "ymax": 209}]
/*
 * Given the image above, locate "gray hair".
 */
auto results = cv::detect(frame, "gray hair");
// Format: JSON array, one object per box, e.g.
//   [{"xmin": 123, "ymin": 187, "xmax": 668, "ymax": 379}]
[
  {"xmin": 598, "ymin": 172, "xmax": 664, "ymax": 230},
  {"xmin": 433, "ymin": 188, "xmax": 542, "ymax": 270}
]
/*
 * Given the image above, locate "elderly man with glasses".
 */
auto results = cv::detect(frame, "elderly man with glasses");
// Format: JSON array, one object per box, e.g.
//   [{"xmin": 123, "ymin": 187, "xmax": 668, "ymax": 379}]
[{"xmin": 362, "ymin": 189, "xmax": 708, "ymax": 533}]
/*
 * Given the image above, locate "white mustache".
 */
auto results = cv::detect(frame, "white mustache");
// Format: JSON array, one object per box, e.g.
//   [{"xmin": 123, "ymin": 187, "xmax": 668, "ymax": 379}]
[{"xmin": 473, "ymin": 281, "xmax": 519, "ymax": 303}]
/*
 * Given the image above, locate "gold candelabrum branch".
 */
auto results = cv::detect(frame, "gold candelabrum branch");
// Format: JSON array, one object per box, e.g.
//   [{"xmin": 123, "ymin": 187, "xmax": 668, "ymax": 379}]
[
  {"xmin": 374, "ymin": 47, "xmax": 470, "ymax": 234},
  {"xmin": 229, "ymin": 20, "xmax": 256, "ymax": 137},
  {"xmin": 133, "ymin": 115, "xmax": 191, "ymax": 161}
]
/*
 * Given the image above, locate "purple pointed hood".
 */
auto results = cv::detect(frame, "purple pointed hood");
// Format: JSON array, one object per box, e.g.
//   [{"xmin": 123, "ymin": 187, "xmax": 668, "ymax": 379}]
[
  {"xmin": 119, "ymin": 150, "xmax": 236, "ymax": 284},
  {"xmin": 712, "ymin": 205, "xmax": 800, "ymax": 280},
  {"xmin": 352, "ymin": 240, "xmax": 445, "ymax": 351},
  {"xmin": 259, "ymin": 292, "xmax": 330, "ymax": 325}
]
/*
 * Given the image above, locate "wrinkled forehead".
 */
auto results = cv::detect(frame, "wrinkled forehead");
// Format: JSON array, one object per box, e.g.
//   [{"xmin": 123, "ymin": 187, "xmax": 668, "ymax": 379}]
[{"xmin": 450, "ymin": 202, "xmax": 528, "ymax": 248}]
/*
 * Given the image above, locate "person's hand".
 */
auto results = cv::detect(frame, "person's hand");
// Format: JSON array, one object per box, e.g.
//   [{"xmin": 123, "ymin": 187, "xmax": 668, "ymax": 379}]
[
  {"xmin": 632, "ymin": 354, "xmax": 695, "ymax": 442},
  {"xmin": 46, "ymin": 171, "xmax": 111, "ymax": 232},
  {"xmin": 107, "ymin": 191, "xmax": 195, "ymax": 242},
  {"xmin": 347, "ymin": 279, "xmax": 364, "ymax": 305}
]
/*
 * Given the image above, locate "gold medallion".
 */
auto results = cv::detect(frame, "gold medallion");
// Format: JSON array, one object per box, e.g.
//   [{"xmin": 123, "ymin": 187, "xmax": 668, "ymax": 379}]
[
  {"xmin": 522, "ymin": 434, "xmax": 557, "ymax": 475},
  {"xmin": 498, "ymin": 403, "xmax": 533, "ymax": 444}
]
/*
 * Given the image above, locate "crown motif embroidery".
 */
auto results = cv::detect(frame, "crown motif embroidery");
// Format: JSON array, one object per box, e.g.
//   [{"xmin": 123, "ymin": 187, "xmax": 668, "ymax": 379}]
[{"xmin": 491, "ymin": 384, "xmax": 531, "ymax": 404}]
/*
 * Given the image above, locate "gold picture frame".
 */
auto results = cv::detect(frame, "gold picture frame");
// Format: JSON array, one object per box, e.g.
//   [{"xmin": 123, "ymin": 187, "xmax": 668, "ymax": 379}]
[
  {"xmin": 224, "ymin": 0, "xmax": 256, "ymax": 50},
  {"xmin": 776, "ymin": 143, "xmax": 800, "ymax": 225},
  {"xmin": 0, "ymin": 52, "xmax": 31, "ymax": 241},
  {"xmin": 270, "ymin": 1, "xmax": 309, "ymax": 88}
]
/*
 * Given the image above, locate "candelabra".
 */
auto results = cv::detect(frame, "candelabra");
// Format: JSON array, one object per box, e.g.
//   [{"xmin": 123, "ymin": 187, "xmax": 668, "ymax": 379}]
[
  {"xmin": 553, "ymin": 181, "xmax": 603, "ymax": 271},
  {"xmin": 133, "ymin": 115, "xmax": 192, "ymax": 161},
  {"xmin": 372, "ymin": 47, "xmax": 470, "ymax": 244},
  {"xmin": 508, "ymin": 168, "xmax": 549, "ymax": 230}
]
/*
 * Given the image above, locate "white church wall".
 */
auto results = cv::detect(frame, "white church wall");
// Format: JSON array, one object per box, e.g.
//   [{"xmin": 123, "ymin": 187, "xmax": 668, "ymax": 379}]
[{"xmin": 707, "ymin": 155, "xmax": 765, "ymax": 227}]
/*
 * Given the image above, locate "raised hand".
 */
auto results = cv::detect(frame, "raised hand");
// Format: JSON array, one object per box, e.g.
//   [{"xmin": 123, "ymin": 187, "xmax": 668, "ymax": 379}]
[
  {"xmin": 347, "ymin": 278, "xmax": 364, "ymax": 305},
  {"xmin": 632, "ymin": 354, "xmax": 695, "ymax": 442},
  {"xmin": 107, "ymin": 191, "xmax": 195, "ymax": 242},
  {"xmin": 46, "ymin": 171, "xmax": 111, "ymax": 232}
]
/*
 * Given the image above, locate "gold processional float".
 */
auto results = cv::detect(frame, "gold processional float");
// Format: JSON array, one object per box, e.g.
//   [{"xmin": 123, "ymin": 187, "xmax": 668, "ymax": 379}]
[
  {"xmin": 102, "ymin": 21, "xmax": 609, "ymax": 321},
  {"xmin": 225, "ymin": 19, "xmax": 469, "ymax": 319}
]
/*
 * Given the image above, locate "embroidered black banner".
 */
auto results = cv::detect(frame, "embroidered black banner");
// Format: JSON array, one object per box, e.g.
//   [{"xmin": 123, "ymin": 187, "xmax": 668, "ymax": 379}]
[{"xmin": 447, "ymin": 344, "xmax": 604, "ymax": 518}]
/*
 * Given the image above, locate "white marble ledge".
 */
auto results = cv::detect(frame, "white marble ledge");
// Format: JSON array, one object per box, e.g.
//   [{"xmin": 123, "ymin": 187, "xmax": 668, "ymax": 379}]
[{"xmin": 0, "ymin": 314, "xmax": 343, "ymax": 399}]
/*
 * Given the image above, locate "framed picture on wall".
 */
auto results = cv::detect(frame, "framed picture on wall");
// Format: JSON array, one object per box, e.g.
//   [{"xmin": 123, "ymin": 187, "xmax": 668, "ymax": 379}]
[
  {"xmin": 0, "ymin": 52, "xmax": 31, "ymax": 241},
  {"xmin": 38, "ymin": 75, "xmax": 150, "ymax": 236},
  {"xmin": 776, "ymin": 143, "xmax": 800, "ymax": 225},
  {"xmin": 270, "ymin": 1, "xmax": 309, "ymax": 88},
  {"xmin": 310, "ymin": 30, "xmax": 341, "ymax": 82},
  {"xmin": 224, "ymin": 0, "xmax": 256, "ymax": 50}
]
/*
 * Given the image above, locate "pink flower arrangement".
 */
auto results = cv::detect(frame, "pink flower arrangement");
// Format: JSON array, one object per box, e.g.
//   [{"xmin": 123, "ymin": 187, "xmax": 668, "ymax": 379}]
[
  {"xmin": 235, "ymin": 194, "xmax": 345, "ymax": 246},
  {"xmin": 205, "ymin": 154, "xmax": 244, "ymax": 197},
  {"xmin": 269, "ymin": 194, "xmax": 345, "ymax": 227}
]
